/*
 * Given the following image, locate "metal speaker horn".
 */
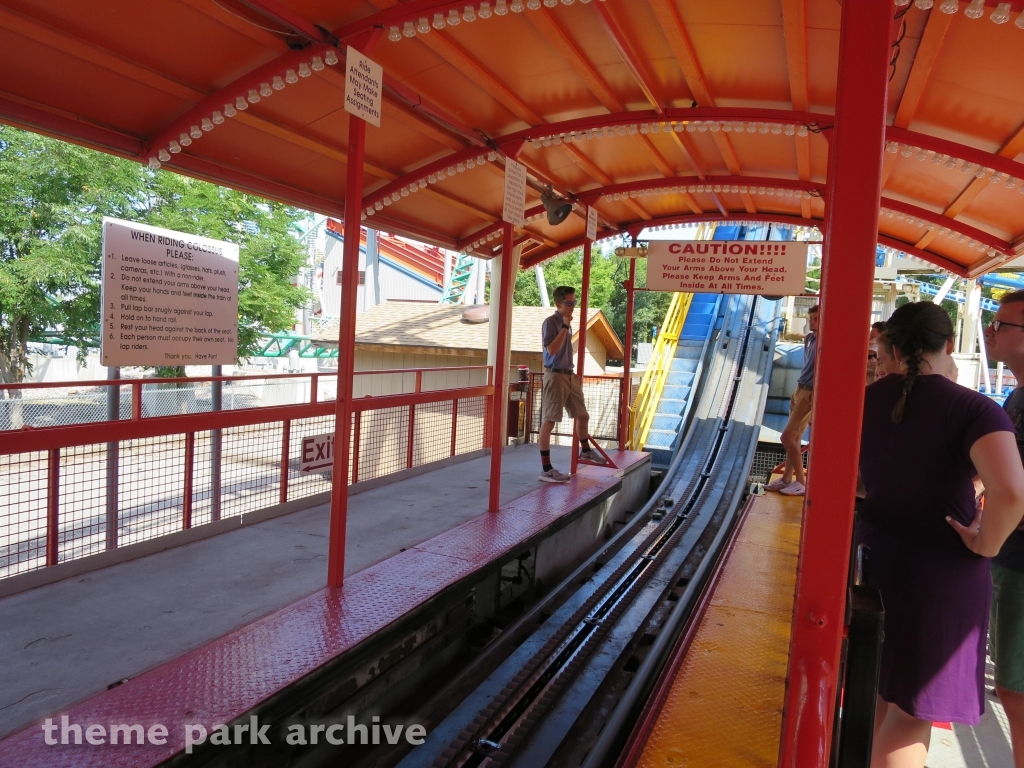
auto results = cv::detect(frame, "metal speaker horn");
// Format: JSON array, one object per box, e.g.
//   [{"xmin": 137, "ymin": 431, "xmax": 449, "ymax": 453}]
[{"xmin": 541, "ymin": 190, "xmax": 573, "ymax": 226}]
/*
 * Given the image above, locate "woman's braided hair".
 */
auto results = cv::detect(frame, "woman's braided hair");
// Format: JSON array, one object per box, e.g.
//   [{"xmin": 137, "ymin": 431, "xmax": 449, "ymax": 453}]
[{"xmin": 883, "ymin": 302, "xmax": 953, "ymax": 424}]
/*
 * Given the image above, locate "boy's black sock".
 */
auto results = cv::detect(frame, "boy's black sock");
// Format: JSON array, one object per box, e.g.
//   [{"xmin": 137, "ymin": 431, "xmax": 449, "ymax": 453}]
[
  {"xmin": 540, "ymin": 449, "xmax": 552, "ymax": 472},
  {"xmin": 579, "ymin": 438, "xmax": 591, "ymax": 452}
]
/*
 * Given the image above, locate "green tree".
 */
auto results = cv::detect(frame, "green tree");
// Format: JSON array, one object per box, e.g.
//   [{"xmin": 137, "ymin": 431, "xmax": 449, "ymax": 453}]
[{"xmin": 0, "ymin": 125, "xmax": 308, "ymax": 383}]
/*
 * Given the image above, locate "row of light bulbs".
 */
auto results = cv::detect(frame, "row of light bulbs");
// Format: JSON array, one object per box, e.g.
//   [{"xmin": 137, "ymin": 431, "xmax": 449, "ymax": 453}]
[
  {"xmin": 603, "ymin": 185, "xmax": 815, "ymax": 200},
  {"xmin": 361, "ymin": 152, "xmax": 501, "ymax": 220},
  {"xmin": 530, "ymin": 120, "xmax": 809, "ymax": 148},
  {"xmin": 885, "ymin": 141, "xmax": 1024, "ymax": 192},
  {"xmin": 458, "ymin": 209, "xmax": 554, "ymax": 252},
  {"xmin": 148, "ymin": 50, "xmax": 339, "ymax": 169},
  {"xmin": 387, "ymin": 0, "xmax": 606, "ymax": 41},
  {"xmin": 896, "ymin": 0, "xmax": 1024, "ymax": 27},
  {"xmin": 880, "ymin": 206, "xmax": 1001, "ymax": 256}
]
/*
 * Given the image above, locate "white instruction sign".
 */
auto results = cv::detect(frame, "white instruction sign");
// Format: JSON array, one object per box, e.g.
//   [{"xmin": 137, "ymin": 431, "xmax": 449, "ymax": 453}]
[
  {"xmin": 502, "ymin": 158, "xmax": 527, "ymax": 227},
  {"xmin": 300, "ymin": 432, "xmax": 335, "ymax": 473},
  {"xmin": 100, "ymin": 217, "xmax": 239, "ymax": 367},
  {"xmin": 646, "ymin": 240, "xmax": 808, "ymax": 295},
  {"xmin": 586, "ymin": 206, "xmax": 598, "ymax": 241},
  {"xmin": 344, "ymin": 46, "xmax": 383, "ymax": 127}
]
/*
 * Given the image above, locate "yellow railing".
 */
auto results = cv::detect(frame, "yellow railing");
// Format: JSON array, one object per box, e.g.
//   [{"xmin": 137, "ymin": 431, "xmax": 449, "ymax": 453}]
[
  {"xmin": 629, "ymin": 290, "xmax": 693, "ymax": 450},
  {"xmin": 628, "ymin": 222, "xmax": 716, "ymax": 450}
]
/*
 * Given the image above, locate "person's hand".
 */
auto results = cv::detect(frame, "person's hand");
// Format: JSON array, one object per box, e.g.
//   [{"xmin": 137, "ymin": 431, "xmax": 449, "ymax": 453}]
[{"xmin": 947, "ymin": 506, "xmax": 985, "ymax": 555}]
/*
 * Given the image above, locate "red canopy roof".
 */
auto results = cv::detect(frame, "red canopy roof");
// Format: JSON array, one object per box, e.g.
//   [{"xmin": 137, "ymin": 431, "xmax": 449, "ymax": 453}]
[{"xmin": 2, "ymin": 0, "xmax": 1023, "ymax": 276}]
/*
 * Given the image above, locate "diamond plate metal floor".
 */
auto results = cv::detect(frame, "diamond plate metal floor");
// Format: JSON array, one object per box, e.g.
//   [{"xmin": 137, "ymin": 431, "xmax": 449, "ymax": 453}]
[
  {"xmin": 632, "ymin": 491, "xmax": 803, "ymax": 768},
  {"xmin": 0, "ymin": 449, "xmax": 648, "ymax": 767}
]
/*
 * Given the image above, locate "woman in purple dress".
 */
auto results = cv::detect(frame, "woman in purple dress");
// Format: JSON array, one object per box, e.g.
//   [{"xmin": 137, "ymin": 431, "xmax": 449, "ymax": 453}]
[{"xmin": 859, "ymin": 302, "xmax": 1024, "ymax": 768}]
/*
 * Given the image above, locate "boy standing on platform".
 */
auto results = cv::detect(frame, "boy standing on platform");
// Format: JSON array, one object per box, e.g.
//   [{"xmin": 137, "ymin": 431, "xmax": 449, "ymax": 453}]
[
  {"xmin": 983, "ymin": 289, "xmax": 1024, "ymax": 768},
  {"xmin": 766, "ymin": 304, "xmax": 818, "ymax": 496},
  {"xmin": 537, "ymin": 286, "xmax": 606, "ymax": 483}
]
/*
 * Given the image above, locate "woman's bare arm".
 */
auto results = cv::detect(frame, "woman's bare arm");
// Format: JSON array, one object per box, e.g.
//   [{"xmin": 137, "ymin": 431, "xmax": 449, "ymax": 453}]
[{"xmin": 948, "ymin": 431, "xmax": 1024, "ymax": 556}]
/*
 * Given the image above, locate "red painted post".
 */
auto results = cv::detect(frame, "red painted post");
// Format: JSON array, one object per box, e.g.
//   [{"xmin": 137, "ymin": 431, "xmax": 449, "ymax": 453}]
[
  {"xmin": 571, "ymin": 238, "xmax": 593, "ymax": 475},
  {"xmin": 183, "ymin": 432, "xmax": 194, "ymax": 529},
  {"xmin": 279, "ymin": 419, "xmax": 290, "ymax": 505},
  {"xmin": 46, "ymin": 448, "xmax": 59, "ymax": 566},
  {"xmin": 407, "ymin": 404, "xmax": 416, "ymax": 469},
  {"xmin": 132, "ymin": 381, "xmax": 142, "ymax": 421},
  {"xmin": 327, "ymin": 113, "xmax": 365, "ymax": 589},
  {"xmin": 779, "ymin": 0, "xmax": 891, "ymax": 765},
  {"xmin": 619, "ymin": 258, "xmax": 637, "ymax": 449},
  {"xmin": 450, "ymin": 398, "xmax": 459, "ymax": 457},
  {"xmin": 488, "ymin": 223, "xmax": 516, "ymax": 513},
  {"xmin": 310, "ymin": 373, "xmax": 319, "ymax": 404},
  {"xmin": 352, "ymin": 411, "xmax": 361, "ymax": 485}
]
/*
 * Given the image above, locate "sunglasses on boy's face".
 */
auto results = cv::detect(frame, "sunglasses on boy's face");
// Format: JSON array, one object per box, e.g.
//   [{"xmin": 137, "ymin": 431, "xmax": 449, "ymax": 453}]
[{"xmin": 560, "ymin": 300, "xmax": 577, "ymax": 307}]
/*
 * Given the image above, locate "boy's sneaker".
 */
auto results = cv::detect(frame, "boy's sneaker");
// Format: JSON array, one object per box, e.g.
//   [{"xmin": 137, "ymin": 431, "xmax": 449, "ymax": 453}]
[
  {"xmin": 579, "ymin": 449, "xmax": 608, "ymax": 465},
  {"xmin": 539, "ymin": 468, "xmax": 571, "ymax": 484},
  {"xmin": 765, "ymin": 478, "xmax": 791, "ymax": 492},
  {"xmin": 779, "ymin": 481, "xmax": 806, "ymax": 496}
]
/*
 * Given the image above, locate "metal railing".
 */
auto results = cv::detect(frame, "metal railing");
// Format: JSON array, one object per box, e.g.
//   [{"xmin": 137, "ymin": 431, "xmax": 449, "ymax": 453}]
[
  {"xmin": 0, "ymin": 366, "xmax": 493, "ymax": 581},
  {"xmin": 527, "ymin": 372, "xmax": 623, "ymax": 448},
  {"xmin": 629, "ymin": 292, "xmax": 693, "ymax": 449}
]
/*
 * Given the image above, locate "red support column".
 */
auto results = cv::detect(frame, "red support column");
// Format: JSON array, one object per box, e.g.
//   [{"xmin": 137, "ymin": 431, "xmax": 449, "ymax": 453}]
[
  {"xmin": 279, "ymin": 420, "xmax": 290, "ymax": 505},
  {"xmin": 570, "ymin": 239, "xmax": 593, "ymax": 475},
  {"xmin": 619, "ymin": 258, "xmax": 637, "ymax": 449},
  {"xmin": 779, "ymin": 0, "xmax": 892, "ymax": 764},
  {"xmin": 488, "ymin": 223, "xmax": 516, "ymax": 513},
  {"xmin": 327, "ymin": 114, "xmax": 365, "ymax": 589},
  {"xmin": 46, "ymin": 448, "xmax": 59, "ymax": 566},
  {"xmin": 183, "ymin": 432, "xmax": 194, "ymax": 529}
]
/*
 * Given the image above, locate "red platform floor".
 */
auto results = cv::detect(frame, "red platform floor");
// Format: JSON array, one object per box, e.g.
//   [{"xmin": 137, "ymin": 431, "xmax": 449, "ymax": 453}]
[{"xmin": 0, "ymin": 449, "xmax": 647, "ymax": 767}]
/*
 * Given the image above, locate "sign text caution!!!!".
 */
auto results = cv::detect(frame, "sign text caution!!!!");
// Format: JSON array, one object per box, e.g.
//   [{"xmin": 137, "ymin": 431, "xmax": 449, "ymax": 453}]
[{"xmin": 645, "ymin": 240, "xmax": 809, "ymax": 296}]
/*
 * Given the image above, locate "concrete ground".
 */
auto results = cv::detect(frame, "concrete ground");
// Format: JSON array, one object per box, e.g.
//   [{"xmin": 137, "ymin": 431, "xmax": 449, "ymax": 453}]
[{"xmin": 0, "ymin": 444, "xmax": 567, "ymax": 740}]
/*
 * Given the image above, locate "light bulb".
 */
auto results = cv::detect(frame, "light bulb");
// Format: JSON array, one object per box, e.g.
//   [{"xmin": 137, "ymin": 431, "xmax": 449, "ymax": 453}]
[
  {"xmin": 428, "ymin": 173, "xmax": 437, "ymax": 183},
  {"xmin": 991, "ymin": 3, "xmax": 1011, "ymax": 23},
  {"xmin": 383, "ymin": 197, "xmax": 391, "ymax": 206},
  {"xmin": 389, "ymin": 25, "xmax": 402, "ymax": 41},
  {"xmin": 260, "ymin": 82, "xmax": 272, "ymax": 97},
  {"xmin": 930, "ymin": 152, "xmax": 943, "ymax": 164},
  {"xmin": 212, "ymin": 110, "xmax": 225, "ymax": 124},
  {"xmin": 298, "ymin": 63, "xmax": 311, "ymax": 77},
  {"xmin": 964, "ymin": 0, "xmax": 984, "ymax": 18},
  {"xmin": 915, "ymin": 150, "xmax": 927, "ymax": 161},
  {"xmin": 466, "ymin": 158, "xmax": 476, "ymax": 168},
  {"xmin": 511, "ymin": 0, "xmax": 524, "ymax": 10},
  {"xmin": 158, "ymin": 149, "xmax": 171, "ymax": 162},
  {"xmin": 374, "ymin": 201, "xmax": 383, "ymax": 210},
  {"xmin": 527, "ymin": 0, "xmax": 541, "ymax": 7},
  {"xmin": 771, "ymin": 124, "xmax": 782, "ymax": 134},
  {"xmin": 758, "ymin": 123, "xmax": 769, "ymax": 133},
  {"xmin": 562, "ymin": 0, "xmax": 574, "ymax": 4},
  {"xmin": 311, "ymin": 56, "xmax": 324, "ymax": 71},
  {"xmin": 168, "ymin": 143, "xmax": 181, "ymax": 158},
  {"xmin": 785, "ymin": 124, "xmax": 795, "ymax": 136},
  {"xmin": 939, "ymin": 0, "xmax": 959, "ymax": 13},
  {"xmin": 400, "ymin": 187, "xmax": 409, "ymax": 197},
  {"xmin": 709, "ymin": 122, "xmax": 720, "ymax": 132},
  {"xmin": 945, "ymin": 157, "xmax": 957, "ymax": 168},
  {"xmin": 900, "ymin": 144, "xmax": 913, "ymax": 156},
  {"xmin": 433, "ymin": 13, "xmax": 446, "ymax": 28},
  {"xmin": 487, "ymin": 151, "xmax": 497, "ymax": 161},
  {"xmin": 365, "ymin": 207, "xmax": 375, "ymax": 216},
  {"xmin": 325, "ymin": 49, "xmax": 338, "ymax": 65},
  {"xmin": 494, "ymin": 0, "xmax": 508, "ymax": 15},
  {"xmin": 285, "ymin": 70, "xmax": 298, "ymax": 85},
  {"xmin": 479, "ymin": 2, "xmax": 492, "ymax": 18},
  {"xmin": 544, "ymin": 0, "xmax": 558, "ymax": 6},
  {"xmin": 403, "ymin": 21, "xmax": 416, "ymax": 36},
  {"xmin": 272, "ymin": 76, "xmax": 285, "ymax": 90},
  {"xmin": 417, "ymin": 16, "xmax": 431, "ymax": 32},
  {"xmin": 418, "ymin": 178, "xmax": 428, "ymax": 188},
  {"xmin": 148, "ymin": 157, "xmax": 161, "ymax": 170},
  {"xmin": 797, "ymin": 125, "xmax": 808, "ymax": 137},
  {"xmin": 236, "ymin": 95, "xmax": 248, "ymax": 110},
  {"xmin": 1017, "ymin": 11, "xmax": 1024, "ymax": 28},
  {"xmin": 914, "ymin": 0, "xmax": 934, "ymax": 7},
  {"xmin": 390, "ymin": 191, "xmax": 400, "ymax": 201},
  {"xmin": 190, "ymin": 125, "xmax": 203, "ymax": 138},
  {"xmin": 201, "ymin": 118, "xmax": 214, "ymax": 131},
  {"xmin": 223, "ymin": 103, "xmax": 236, "ymax": 118},
  {"xmin": 457, "ymin": 162, "xmax": 466, "ymax": 172},
  {"xmin": 247, "ymin": 89, "xmax": 260, "ymax": 103},
  {"xmin": 895, "ymin": 0, "xmax": 910, "ymax": 5},
  {"xmin": 449, "ymin": 8, "xmax": 461, "ymax": 23},
  {"xmin": 179, "ymin": 132, "xmax": 192, "ymax": 147},
  {"xmin": 1007, "ymin": 178, "xmax": 1018, "ymax": 189},
  {"xmin": 651, "ymin": 122, "xmax": 661, "ymax": 133}
]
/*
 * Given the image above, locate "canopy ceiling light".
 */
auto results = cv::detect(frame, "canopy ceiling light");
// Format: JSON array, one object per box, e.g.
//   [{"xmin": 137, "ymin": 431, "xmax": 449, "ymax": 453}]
[{"xmin": 540, "ymin": 189, "xmax": 573, "ymax": 226}]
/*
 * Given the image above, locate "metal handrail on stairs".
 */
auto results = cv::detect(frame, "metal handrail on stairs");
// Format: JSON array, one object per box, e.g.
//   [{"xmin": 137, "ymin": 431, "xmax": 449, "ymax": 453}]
[{"xmin": 629, "ymin": 291, "xmax": 693, "ymax": 450}]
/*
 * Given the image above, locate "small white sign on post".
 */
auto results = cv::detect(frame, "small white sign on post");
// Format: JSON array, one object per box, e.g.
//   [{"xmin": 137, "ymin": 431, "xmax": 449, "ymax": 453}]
[
  {"xmin": 645, "ymin": 240, "xmax": 808, "ymax": 296},
  {"xmin": 586, "ymin": 206, "xmax": 598, "ymax": 241},
  {"xmin": 100, "ymin": 217, "xmax": 239, "ymax": 367},
  {"xmin": 344, "ymin": 46, "xmax": 383, "ymax": 127},
  {"xmin": 300, "ymin": 432, "xmax": 335, "ymax": 473},
  {"xmin": 502, "ymin": 158, "xmax": 528, "ymax": 227}
]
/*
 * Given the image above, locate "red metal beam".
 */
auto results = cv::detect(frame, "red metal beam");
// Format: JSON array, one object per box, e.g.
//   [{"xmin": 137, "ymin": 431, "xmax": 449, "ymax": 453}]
[
  {"xmin": 329, "ymin": 110, "xmax": 364, "ymax": 590},
  {"xmin": 779, "ymin": 0, "xmax": 892, "ymax": 763},
  {"xmin": 877, "ymin": 235, "xmax": 969, "ymax": 277},
  {"xmin": 577, "ymin": 176, "xmax": 824, "ymax": 203},
  {"xmin": 489, "ymin": 223, "xmax": 516, "ymax": 513},
  {"xmin": 880, "ymin": 196, "xmax": 1011, "ymax": 255}
]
